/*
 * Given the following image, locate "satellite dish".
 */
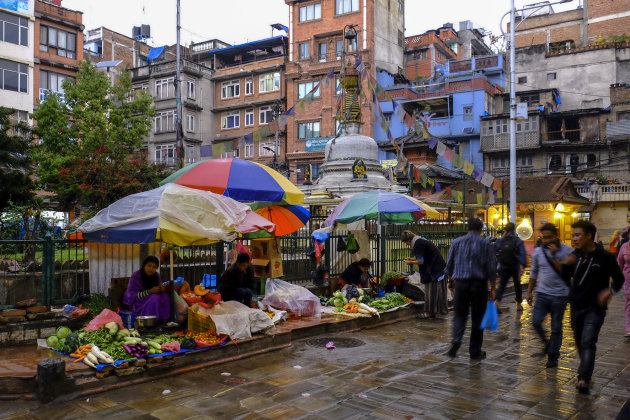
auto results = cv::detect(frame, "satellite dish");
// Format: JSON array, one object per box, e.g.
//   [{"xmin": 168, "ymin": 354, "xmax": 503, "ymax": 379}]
[{"xmin": 516, "ymin": 219, "xmax": 533, "ymax": 240}]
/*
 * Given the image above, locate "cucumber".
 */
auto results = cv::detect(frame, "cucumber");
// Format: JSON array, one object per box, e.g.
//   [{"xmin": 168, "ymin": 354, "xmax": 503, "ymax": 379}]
[{"xmin": 147, "ymin": 341, "xmax": 162, "ymax": 351}]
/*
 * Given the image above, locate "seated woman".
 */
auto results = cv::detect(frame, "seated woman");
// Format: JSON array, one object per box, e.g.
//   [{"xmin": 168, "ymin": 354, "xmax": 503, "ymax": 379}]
[
  {"xmin": 123, "ymin": 256, "xmax": 171, "ymax": 321},
  {"xmin": 219, "ymin": 252, "xmax": 255, "ymax": 307},
  {"xmin": 339, "ymin": 258, "xmax": 372, "ymax": 289}
]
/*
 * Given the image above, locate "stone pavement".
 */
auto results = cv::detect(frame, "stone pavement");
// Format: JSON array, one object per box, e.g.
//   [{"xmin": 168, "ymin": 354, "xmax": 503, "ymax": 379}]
[{"xmin": 2, "ymin": 295, "xmax": 629, "ymax": 419}]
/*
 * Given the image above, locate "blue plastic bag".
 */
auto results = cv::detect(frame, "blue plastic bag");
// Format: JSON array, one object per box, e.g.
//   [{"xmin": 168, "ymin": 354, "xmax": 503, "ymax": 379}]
[{"xmin": 480, "ymin": 300, "xmax": 499, "ymax": 331}]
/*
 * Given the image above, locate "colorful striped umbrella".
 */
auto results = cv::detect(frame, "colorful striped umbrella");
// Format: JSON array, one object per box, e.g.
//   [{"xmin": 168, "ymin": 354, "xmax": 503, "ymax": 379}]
[
  {"xmin": 159, "ymin": 158, "xmax": 304, "ymax": 204},
  {"xmin": 246, "ymin": 204, "xmax": 310, "ymax": 238},
  {"xmin": 325, "ymin": 190, "xmax": 440, "ymax": 226}
]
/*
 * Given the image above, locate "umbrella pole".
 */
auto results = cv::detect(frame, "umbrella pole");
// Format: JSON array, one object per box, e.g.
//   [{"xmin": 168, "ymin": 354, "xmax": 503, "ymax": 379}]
[
  {"xmin": 170, "ymin": 250, "xmax": 174, "ymax": 281},
  {"xmin": 170, "ymin": 249, "xmax": 175, "ymax": 323}
]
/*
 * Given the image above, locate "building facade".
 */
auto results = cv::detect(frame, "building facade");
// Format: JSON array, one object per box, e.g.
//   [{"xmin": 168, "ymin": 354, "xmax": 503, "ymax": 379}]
[
  {"xmin": 130, "ymin": 59, "xmax": 213, "ymax": 167},
  {"xmin": 0, "ymin": 0, "xmax": 34, "ymax": 124},
  {"xmin": 34, "ymin": 0, "xmax": 83, "ymax": 110},
  {"xmin": 283, "ymin": 0, "xmax": 405, "ymax": 184}
]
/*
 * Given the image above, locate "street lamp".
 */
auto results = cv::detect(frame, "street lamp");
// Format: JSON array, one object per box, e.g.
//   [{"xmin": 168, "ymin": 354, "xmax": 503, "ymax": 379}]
[
  {"xmin": 263, "ymin": 146, "xmax": 278, "ymax": 170},
  {"xmin": 500, "ymin": 0, "xmax": 573, "ymax": 223}
]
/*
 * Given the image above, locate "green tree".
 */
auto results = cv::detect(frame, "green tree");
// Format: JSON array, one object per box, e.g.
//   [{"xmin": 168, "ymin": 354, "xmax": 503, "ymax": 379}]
[{"xmin": 32, "ymin": 60, "xmax": 166, "ymax": 211}]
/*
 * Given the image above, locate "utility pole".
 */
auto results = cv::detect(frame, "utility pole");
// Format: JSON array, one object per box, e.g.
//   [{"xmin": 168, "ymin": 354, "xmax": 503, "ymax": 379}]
[
  {"xmin": 509, "ymin": 0, "xmax": 516, "ymax": 223},
  {"xmin": 175, "ymin": 0, "xmax": 183, "ymax": 168}
]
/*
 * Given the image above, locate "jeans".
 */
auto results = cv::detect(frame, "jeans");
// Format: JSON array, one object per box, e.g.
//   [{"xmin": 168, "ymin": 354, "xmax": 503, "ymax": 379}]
[
  {"xmin": 532, "ymin": 292, "xmax": 568, "ymax": 360},
  {"xmin": 452, "ymin": 278, "xmax": 488, "ymax": 356},
  {"xmin": 233, "ymin": 287, "xmax": 253, "ymax": 308},
  {"xmin": 571, "ymin": 306, "xmax": 606, "ymax": 382},
  {"xmin": 496, "ymin": 264, "xmax": 522, "ymax": 303}
]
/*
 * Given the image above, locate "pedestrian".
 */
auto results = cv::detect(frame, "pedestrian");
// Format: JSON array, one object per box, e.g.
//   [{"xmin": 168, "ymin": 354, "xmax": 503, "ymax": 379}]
[
  {"xmin": 401, "ymin": 230, "xmax": 447, "ymax": 319},
  {"xmin": 526, "ymin": 223, "xmax": 573, "ymax": 368},
  {"xmin": 610, "ymin": 230, "xmax": 621, "ymax": 255},
  {"xmin": 554, "ymin": 220, "xmax": 624, "ymax": 394},
  {"xmin": 445, "ymin": 218, "xmax": 496, "ymax": 360},
  {"xmin": 494, "ymin": 222, "xmax": 527, "ymax": 312},
  {"xmin": 617, "ymin": 235, "xmax": 630, "ymax": 338}
]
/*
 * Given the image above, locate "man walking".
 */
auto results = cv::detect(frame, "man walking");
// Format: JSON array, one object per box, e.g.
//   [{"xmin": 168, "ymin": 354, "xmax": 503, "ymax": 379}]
[
  {"xmin": 446, "ymin": 218, "xmax": 496, "ymax": 360},
  {"xmin": 495, "ymin": 222, "xmax": 527, "ymax": 312},
  {"xmin": 555, "ymin": 220, "xmax": 624, "ymax": 393},
  {"xmin": 526, "ymin": 223, "xmax": 573, "ymax": 368}
]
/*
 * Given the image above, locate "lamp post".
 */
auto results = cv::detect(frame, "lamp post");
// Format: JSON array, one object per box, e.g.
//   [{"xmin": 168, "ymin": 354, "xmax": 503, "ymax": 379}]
[{"xmin": 500, "ymin": 0, "xmax": 572, "ymax": 223}]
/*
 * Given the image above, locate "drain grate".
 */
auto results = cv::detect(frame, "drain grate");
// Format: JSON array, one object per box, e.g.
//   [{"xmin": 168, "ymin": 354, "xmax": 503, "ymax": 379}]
[{"xmin": 306, "ymin": 337, "xmax": 365, "ymax": 348}]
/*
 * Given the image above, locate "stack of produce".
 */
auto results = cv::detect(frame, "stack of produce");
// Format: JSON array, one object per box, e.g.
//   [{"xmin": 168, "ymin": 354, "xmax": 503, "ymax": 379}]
[
  {"xmin": 328, "ymin": 290, "xmax": 378, "ymax": 315},
  {"xmin": 368, "ymin": 293, "xmax": 410, "ymax": 312}
]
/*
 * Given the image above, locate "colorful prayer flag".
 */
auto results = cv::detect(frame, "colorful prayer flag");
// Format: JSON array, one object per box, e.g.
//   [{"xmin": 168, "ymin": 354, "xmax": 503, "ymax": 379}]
[
  {"xmin": 244, "ymin": 133, "xmax": 253, "ymax": 144},
  {"xmin": 253, "ymin": 130, "xmax": 262, "ymax": 142},
  {"xmin": 420, "ymin": 172, "xmax": 428, "ymax": 188},
  {"xmin": 472, "ymin": 166, "xmax": 483, "ymax": 181},
  {"xmin": 492, "ymin": 178, "xmax": 502, "ymax": 191},
  {"xmin": 444, "ymin": 147, "xmax": 455, "ymax": 162},
  {"xmin": 481, "ymin": 172, "xmax": 494, "ymax": 188},
  {"xmin": 435, "ymin": 181, "xmax": 442, "ymax": 192},
  {"xmin": 476, "ymin": 193, "xmax": 483, "ymax": 205},
  {"xmin": 436, "ymin": 141, "xmax": 446, "ymax": 156},
  {"xmin": 284, "ymin": 106, "xmax": 295, "ymax": 116},
  {"xmin": 427, "ymin": 137, "xmax": 438, "ymax": 149}
]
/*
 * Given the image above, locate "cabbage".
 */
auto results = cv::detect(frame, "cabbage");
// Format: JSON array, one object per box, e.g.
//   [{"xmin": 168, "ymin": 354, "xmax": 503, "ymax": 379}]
[
  {"xmin": 56, "ymin": 326, "xmax": 71, "ymax": 339},
  {"xmin": 46, "ymin": 335, "xmax": 59, "ymax": 348}
]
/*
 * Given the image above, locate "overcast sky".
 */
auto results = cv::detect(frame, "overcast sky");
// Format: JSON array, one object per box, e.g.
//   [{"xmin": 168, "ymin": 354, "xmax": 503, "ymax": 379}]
[{"xmin": 62, "ymin": 0, "xmax": 580, "ymax": 49}]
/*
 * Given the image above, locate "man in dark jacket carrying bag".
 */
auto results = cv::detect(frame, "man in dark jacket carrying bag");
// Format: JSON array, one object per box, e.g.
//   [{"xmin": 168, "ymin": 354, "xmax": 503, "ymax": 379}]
[
  {"xmin": 554, "ymin": 220, "xmax": 624, "ymax": 394},
  {"xmin": 494, "ymin": 222, "xmax": 527, "ymax": 312}
]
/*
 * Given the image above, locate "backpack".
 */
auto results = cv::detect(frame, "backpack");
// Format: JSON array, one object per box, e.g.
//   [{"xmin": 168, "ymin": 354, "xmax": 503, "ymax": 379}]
[
  {"xmin": 346, "ymin": 232, "xmax": 360, "ymax": 254},
  {"xmin": 496, "ymin": 235, "xmax": 519, "ymax": 265}
]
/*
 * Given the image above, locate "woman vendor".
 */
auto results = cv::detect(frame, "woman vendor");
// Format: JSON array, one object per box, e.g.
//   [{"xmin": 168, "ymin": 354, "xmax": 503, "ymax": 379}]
[
  {"xmin": 339, "ymin": 258, "xmax": 372, "ymax": 289},
  {"xmin": 401, "ymin": 230, "xmax": 447, "ymax": 319},
  {"xmin": 219, "ymin": 252, "xmax": 255, "ymax": 307},
  {"xmin": 123, "ymin": 256, "xmax": 171, "ymax": 321}
]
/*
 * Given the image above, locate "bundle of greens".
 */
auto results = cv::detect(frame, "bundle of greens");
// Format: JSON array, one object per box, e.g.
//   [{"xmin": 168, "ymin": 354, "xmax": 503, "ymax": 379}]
[
  {"xmin": 368, "ymin": 293, "xmax": 408, "ymax": 312},
  {"xmin": 381, "ymin": 272, "xmax": 404, "ymax": 287}
]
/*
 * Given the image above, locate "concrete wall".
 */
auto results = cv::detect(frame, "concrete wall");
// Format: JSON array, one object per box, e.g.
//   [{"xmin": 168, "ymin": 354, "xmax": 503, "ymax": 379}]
[
  {"xmin": 591, "ymin": 203, "xmax": 630, "ymax": 250},
  {"xmin": 373, "ymin": 0, "xmax": 404, "ymax": 74}
]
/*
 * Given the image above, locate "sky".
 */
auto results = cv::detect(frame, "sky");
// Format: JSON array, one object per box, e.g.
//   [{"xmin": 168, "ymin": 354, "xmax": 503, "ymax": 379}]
[{"xmin": 62, "ymin": 0, "xmax": 581, "ymax": 49}]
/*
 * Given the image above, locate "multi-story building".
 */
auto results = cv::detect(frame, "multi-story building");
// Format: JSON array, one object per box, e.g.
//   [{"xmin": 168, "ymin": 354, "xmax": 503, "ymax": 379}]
[
  {"xmin": 0, "ymin": 0, "xmax": 34, "ymax": 125},
  {"xmin": 199, "ymin": 36, "xmax": 288, "ymax": 171},
  {"xmin": 283, "ymin": 0, "xmax": 405, "ymax": 184},
  {"xmin": 130, "ymin": 58, "xmax": 213, "ymax": 167},
  {"xmin": 513, "ymin": 0, "xmax": 630, "ymax": 49},
  {"xmin": 34, "ymin": 0, "xmax": 83, "ymax": 110}
]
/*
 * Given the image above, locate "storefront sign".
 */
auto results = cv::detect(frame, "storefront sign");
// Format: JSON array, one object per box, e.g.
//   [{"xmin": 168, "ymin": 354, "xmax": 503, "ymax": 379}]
[
  {"xmin": 0, "ymin": 0, "xmax": 28, "ymax": 13},
  {"xmin": 380, "ymin": 159, "xmax": 397, "ymax": 168},
  {"xmin": 304, "ymin": 137, "xmax": 333, "ymax": 152}
]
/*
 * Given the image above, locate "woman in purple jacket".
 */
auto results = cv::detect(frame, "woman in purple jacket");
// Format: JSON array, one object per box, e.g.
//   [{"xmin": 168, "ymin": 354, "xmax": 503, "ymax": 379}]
[{"xmin": 123, "ymin": 256, "xmax": 171, "ymax": 320}]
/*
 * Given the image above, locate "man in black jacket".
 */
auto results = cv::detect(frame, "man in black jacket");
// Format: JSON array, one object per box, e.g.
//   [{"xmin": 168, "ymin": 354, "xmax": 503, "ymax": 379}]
[
  {"xmin": 555, "ymin": 220, "xmax": 624, "ymax": 394},
  {"xmin": 219, "ymin": 253, "xmax": 255, "ymax": 307}
]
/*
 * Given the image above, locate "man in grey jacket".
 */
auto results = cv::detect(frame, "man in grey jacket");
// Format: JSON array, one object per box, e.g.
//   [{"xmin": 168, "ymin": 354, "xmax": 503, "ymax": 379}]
[{"xmin": 526, "ymin": 223, "xmax": 573, "ymax": 368}]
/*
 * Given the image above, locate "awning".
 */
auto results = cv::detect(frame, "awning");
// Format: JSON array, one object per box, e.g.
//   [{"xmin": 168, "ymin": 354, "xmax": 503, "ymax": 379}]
[{"xmin": 147, "ymin": 46, "xmax": 165, "ymax": 61}]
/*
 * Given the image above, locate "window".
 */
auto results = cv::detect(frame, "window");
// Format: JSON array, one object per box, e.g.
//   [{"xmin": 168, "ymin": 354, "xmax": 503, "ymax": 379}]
[
  {"xmin": 244, "ymin": 143, "xmax": 254, "ymax": 158},
  {"xmin": 259, "ymin": 141, "xmax": 276, "ymax": 157},
  {"xmin": 318, "ymin": 42, "xmax": 327, "ymax": 61},
  {"xmin": 617, "ymin": 111, "xmax": 630, "ymax": 121},
  {"xmin": 221, "ymin": 149, "xmax": 239, "ymax": 159},
  {"xmin": 245, "ymin": 77, "xmax": 253, "ymax": 95},
  {"xmin": 463, "ymin": 105, "xmax": 473, "ymax": 121},
  {"xmin": 520, "ymin": 94, "xmax": 539, "ymax": 108},
  {"xmin": 384, "ymin": 113, "xmax": 392, "ymax": 123},
  {"xmin": 259, "ymin": 106, "xmax": 273, "ymax": 125},
  {"xmin": 39, "ymin": 70, "xmax": 73, "ymax": 101},
  {"xmin": 259, "ymin": 72, "xmax": 280, "ymax": 93},
  {"xmin": 519, "ymin": 155, "xmax": 533, "ymax": 166},
  {"xmin": 39, "ymin": 25, "xmax": 77, "ymax": 59},
  {"xmin": 245, "ymin": 108, "xmax": 254, "ymax": 126},
  {"xmin": 186, "ymin": 80, "xmax": 195, "ymax": 99},
  {"xmin": 1, "ymin": 59, "xmax": 28, "ymax": 93},
  {"xmin": 298, "ymin": 121, "xmax": 320, "ymax": 139},
  {"xmin": 155, "ymin": 78, "xmax": 174, "ymax": 99},
  {"xmin": 298, "ymin": 81, "xmax": 320, "ymax": 99},
  {"xmin": 336, "ymin": 39, "xmax": 343, "ymax": 59},
  {"xmin": 398, "ymin": 0, "xmax": 403, "ymax": 12},
  {"xmin": 221, "ymin": 110, "xmax": 240, "ymax": 129},
  {"xmin": 155, "ymin": 144, "xmax": 175, "ymax": 165},
  {"xmin": 414, "ymin": 50, "xmax": 428, "ymax": 60},
  {"xmin": 336, "ymin": 0, "xmax": 359, "ymax": 15},
  {"xmin": 567, "ymin": 154, "xmax": 580, "ymax": 174},
  {"xmin": 154, "ymin": 110, "xmax": 175, "ymax": 133},
  {"xmin": 586, "ymin": 153, "xmax": 596, "ymax": 168},
  {"xmin": 221, "ymin": 80, "xmax": 240, "ymax": 99},
  {"xmin": 0, "ymin": 11, "xmax": 28, "ymax": 46},
  {"xmin": 517, "ymin": 76, "xmax": 527, "ymax": 84},
  {"xmin": 299, "ymin": 3, "xmax": 321, "ymax": 22},
  {"xmin": 549, "ymin": 154, "xmax": 562, "ymax": 172},
  {"xmin": 335, "ymin": 77, "xmax": 342, "ymax": 95},
  {"xmin": 299, "ymin": 42, "xmax": 310, "ymax": 59},
  {"xmin": 547, "ymin": 72, "xmax": 557, "ymax": 80},
  {"xmin": 186, "ymin": 114, "xmax": 195, "ymax": 133},
  {"xmin": 398, "ymin": 30, "xmax": 404, "ymax": 48}
]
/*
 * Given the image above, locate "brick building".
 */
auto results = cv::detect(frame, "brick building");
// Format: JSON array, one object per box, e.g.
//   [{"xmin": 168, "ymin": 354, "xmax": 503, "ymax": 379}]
[
  {"xmin": 200, "ymin": 36, "xmax": 288, "ymax": 171},
  {"xmin": 34, "ymin": 0, "xmax": 83, "ymax": 110},
  {"xmin": 283, "ymin": 0, "xmax": 404, "ymax": 184},
  {"xmin": 513, "ymin": 0, "xmax": 630, "ymax": 49},
  {"xmin": 0, "ymin": 0, "xmax": 34, "ymax": 125}
]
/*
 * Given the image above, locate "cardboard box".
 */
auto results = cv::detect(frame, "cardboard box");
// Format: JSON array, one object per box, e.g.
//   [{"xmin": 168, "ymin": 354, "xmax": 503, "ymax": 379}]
[{"xmin": 250, "ymin": 239, "xmax": 283, "ymax": 278}]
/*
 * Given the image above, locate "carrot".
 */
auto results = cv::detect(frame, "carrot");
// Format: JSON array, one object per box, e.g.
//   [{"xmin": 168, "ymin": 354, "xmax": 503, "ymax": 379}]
[{"xmin": 72, "ymin": 355, "xmax": 86, "ymax": 363}]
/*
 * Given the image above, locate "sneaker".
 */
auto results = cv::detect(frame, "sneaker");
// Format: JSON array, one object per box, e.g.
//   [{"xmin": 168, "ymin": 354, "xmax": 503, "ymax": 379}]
[
  {"xmin": 470, "ymin": 351, "xmax": 487, "ymax": 360},
  {"xmin": 576, "ymin": 380, "xmax": 589, "ymax": 394},
  {"xmin": 546, "ymin": 358, "xmax": 558, "ymax": 368},
  {"xmin": 516, "ymin": 302, "xmax": 524, "ymax": 311},
  {"xmin": 447, "ymin": 342, "xmax": 460, "ymax": 358}
]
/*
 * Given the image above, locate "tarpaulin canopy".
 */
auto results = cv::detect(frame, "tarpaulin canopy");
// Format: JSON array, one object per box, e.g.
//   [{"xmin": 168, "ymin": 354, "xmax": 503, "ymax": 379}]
[{"xmin": 147, "ymin": 46, "xmax": 165, "ymax": 61}]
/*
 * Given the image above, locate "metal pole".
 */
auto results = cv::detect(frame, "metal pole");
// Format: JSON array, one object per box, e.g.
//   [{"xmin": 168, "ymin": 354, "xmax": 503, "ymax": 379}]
[
  {"xmin": 176, "ymin": 0, "xmax": 183, "ymax": 168},
  {"xmin": 509, "ymin": 0, "xmax": 517, "ymax": 223}
]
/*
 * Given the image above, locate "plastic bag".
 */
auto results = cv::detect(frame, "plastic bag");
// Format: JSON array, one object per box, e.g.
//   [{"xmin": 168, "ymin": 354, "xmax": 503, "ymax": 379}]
[
  {"xmin": 346, "ymin": 233, "xmax": 360, "ymax": 254},
  {"xmin": 336, "ymin": 237, "xmax": 347, "ymax": 252},
  {"xmin": 196, "ymin": 301, "xmax": 273, "ymax": 340},
  {"xmin": 314, "ymin": 240, "xmax": 324, "ymax": 263},
  {"xmin": 261, "ymin": 278, "xmax": 321, "ymax": 318},
  {"xmin": 236, "ymin": 240, "xmax": 251, "ymax": 258},
  {"xmin": 173, "ymin": 290, "xmax": 188, "ymax": 324},
  {"xmin": 85, "ymin": 309, "xmax": 123, "ymax": 331},
  {"xmin": 481, "ymin": 300, "xmax": 499, "ymax": 331}
]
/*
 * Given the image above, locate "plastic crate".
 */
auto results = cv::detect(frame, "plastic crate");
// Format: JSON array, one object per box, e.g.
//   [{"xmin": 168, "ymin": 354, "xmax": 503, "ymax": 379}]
[
  {"xmin": 119, "ymin": 310, "xmax": 136, "ymax": 330},
  {"xmin": 187, "ymin": 307, "xmax": 216, "ymax": 332}
]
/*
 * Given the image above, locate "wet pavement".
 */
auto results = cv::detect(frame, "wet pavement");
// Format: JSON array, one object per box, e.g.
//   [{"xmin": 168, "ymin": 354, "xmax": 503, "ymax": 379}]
[{"xmin": 2, "ymin": 294, "xmax": 629, "ymax": 419}]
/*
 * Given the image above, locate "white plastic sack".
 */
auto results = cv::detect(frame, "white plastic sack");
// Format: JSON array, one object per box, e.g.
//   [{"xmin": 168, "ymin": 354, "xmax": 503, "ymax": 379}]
[
  {"xmin": 196, "ymin": 301, "xmax": 273, "ymax": 341},
  {"xmin": 262, "ymin": 278, "xmax": 321, "ymax": 318}
]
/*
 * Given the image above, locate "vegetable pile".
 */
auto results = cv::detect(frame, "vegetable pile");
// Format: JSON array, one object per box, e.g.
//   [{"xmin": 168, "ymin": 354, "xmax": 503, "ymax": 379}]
[
  {"xmin": 381, "ymin": 271, "xmax": 405, "ymax": 287},
  {"xmin": 368, "ymin": 293, "xmax": 410, "ymax": 312}
]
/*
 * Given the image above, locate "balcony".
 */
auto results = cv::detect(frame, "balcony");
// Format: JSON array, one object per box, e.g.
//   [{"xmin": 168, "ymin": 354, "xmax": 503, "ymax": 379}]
[
  {"xmin": 545, "ymin": 129, "xmax": 580, "ymax": 142},
  {"xmin": 480, "ymin": 131, "xmax": 540, "ymax": 152},
  {"xmin": 576, "ymin": 184, "xmax": 630, "ymax": 203},
  {"xmin": 39, "ymin": 88, "xmax": 65, "ymax": 103}
]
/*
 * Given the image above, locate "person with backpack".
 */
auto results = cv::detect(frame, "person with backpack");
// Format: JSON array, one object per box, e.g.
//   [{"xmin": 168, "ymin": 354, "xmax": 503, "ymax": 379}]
[
  {"xmin": 526, "ymin": 223, "xmax": 573, "ymax": 368},
  {"xmin": 617, "ymin": 230, "xmax": 630, "ymax": 339},
  {"xmin": 494, "ymin": 222, "xmax": 528, "ymax": 312}
]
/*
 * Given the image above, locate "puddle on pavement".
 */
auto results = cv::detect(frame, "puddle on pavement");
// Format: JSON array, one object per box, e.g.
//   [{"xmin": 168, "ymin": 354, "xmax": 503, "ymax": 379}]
[{"xmin": 306, "ymin": 337, "xmax": 365, "ymax": 348}]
